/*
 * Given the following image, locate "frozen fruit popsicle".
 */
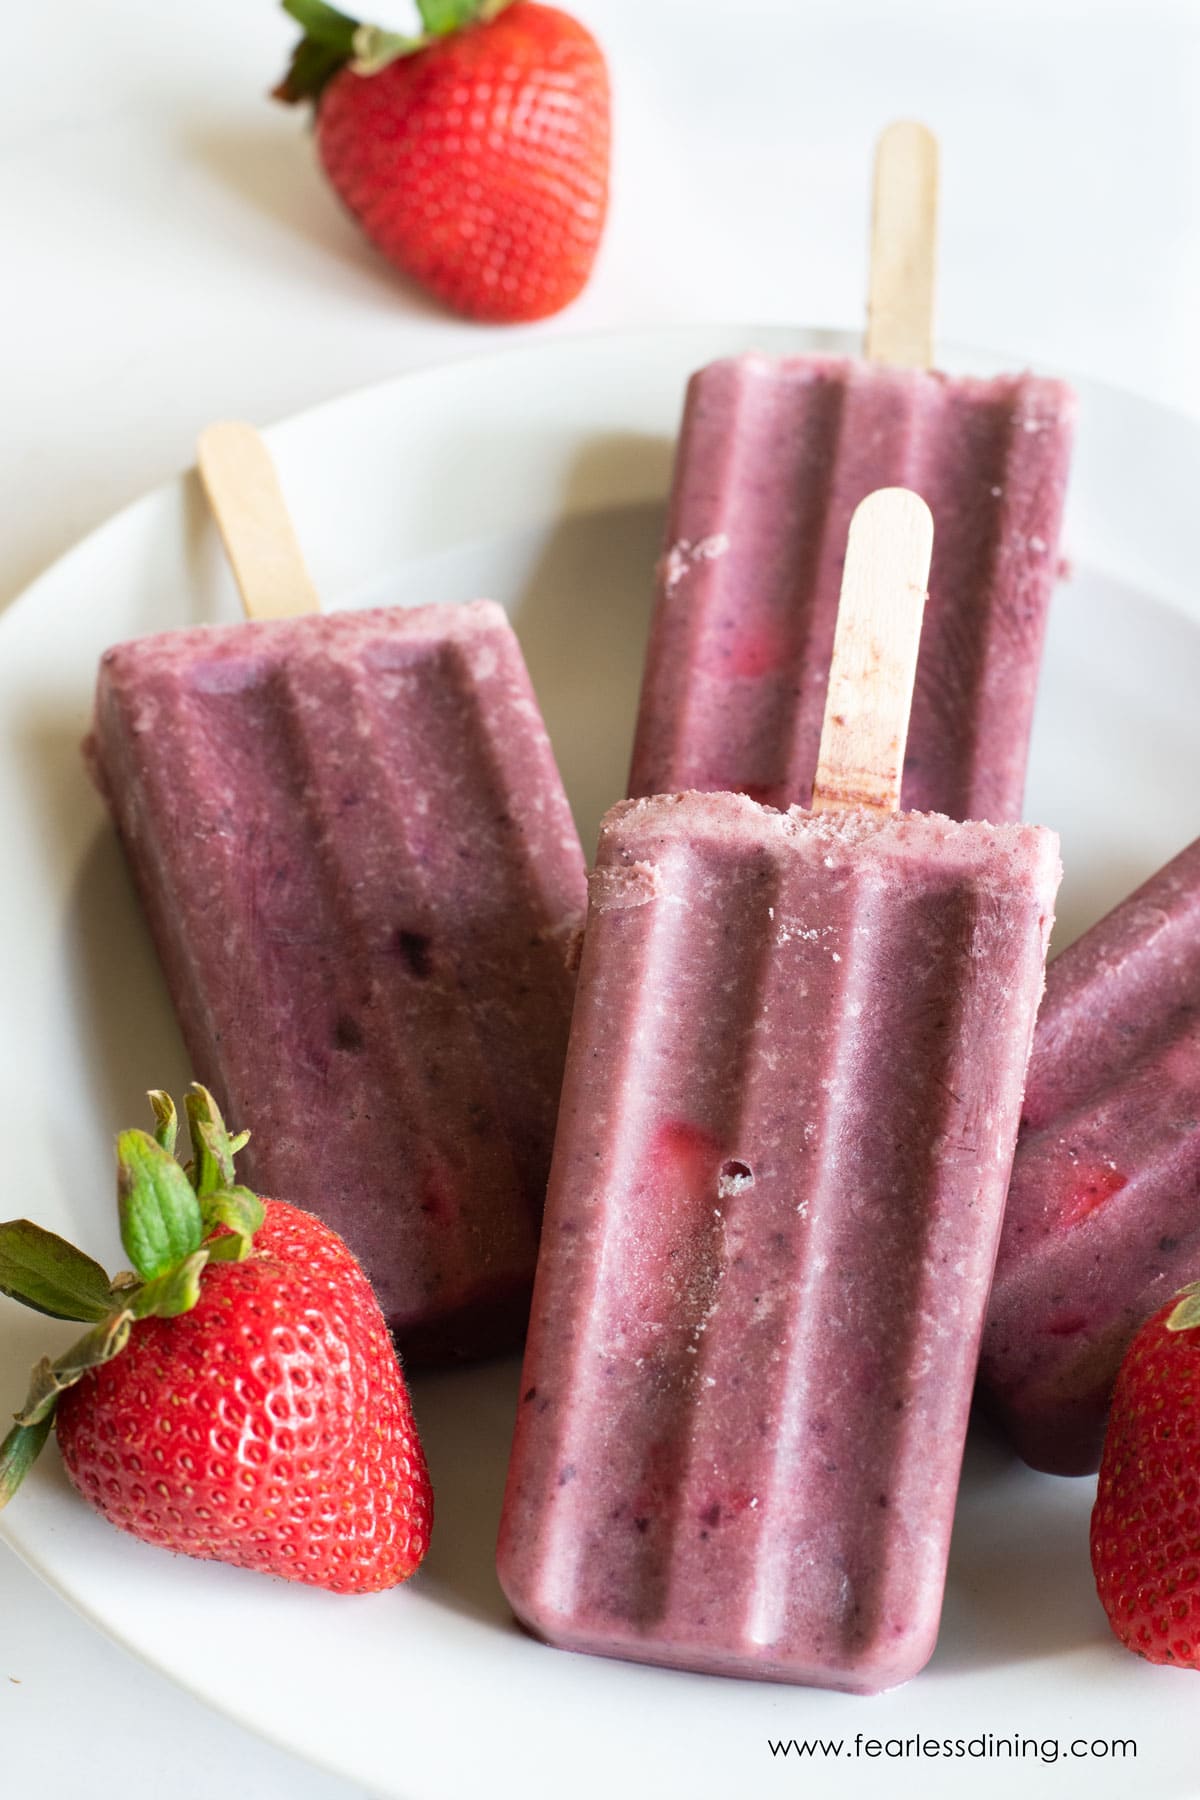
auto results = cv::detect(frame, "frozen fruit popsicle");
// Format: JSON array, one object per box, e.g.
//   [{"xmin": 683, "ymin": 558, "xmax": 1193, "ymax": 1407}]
[
  {"xmin": 86, "ymin": 423, "xmax": 587, "ymax": 1363},
  {"xmin": 979, "ymin": 836, "xmax": 1200, "ymax": 1476},
  {"xmin": 628, "ymin": 122, "xmax": 1075, "ymax": 823},
  {"xmin": 498, "ymin": 490, "xmax": 1060, "ymax": 1691}
]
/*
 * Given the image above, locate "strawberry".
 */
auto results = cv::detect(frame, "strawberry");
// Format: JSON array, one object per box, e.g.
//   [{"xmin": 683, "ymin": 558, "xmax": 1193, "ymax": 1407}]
[
  {"xmin": 1091, "ymin": 1282, "xmax": 1200, "ymax": 1666},
  {"xmin": 0, "ymin": 1087, "xmax": 432, "ymax": 1593},
  {"xmin": 275, "ymin": 0, "xmax": 610, "ymax": 322}
]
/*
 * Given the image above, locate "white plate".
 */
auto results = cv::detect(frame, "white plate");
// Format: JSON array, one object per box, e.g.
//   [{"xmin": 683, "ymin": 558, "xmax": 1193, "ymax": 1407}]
[{"xmin": 2, "ymin": 326, "xmax": 1200, "ymax": 1800}]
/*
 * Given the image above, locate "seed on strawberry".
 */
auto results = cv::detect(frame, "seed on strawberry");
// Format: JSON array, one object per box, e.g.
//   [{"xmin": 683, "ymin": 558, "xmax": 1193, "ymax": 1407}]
[
  {"xmin": 1090, "ymin": 1282, "xmax": 1200, "ymax": 1666},
  {"xmin": 0, "ymin": 1086, "xmax": 432, "ymax": 1593},
  {"xmin": 275, "ymin": 0, "xmax": 610, "ymax": 323}
]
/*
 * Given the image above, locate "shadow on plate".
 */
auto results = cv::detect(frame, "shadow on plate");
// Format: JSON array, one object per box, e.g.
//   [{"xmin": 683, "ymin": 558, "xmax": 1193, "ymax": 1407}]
[
  {"xmin": 17, "ymin": 713, "xmax": 190, "ymax": 1198},
  {"xmin": 66, "ymin": 830, "xmax": 192, "ymax": 1125},
  {"xmin": 935, "ymin": 1418, "xmax": 1112, "ymax": 1674},
  {"xmin": 510, "ymin": 433, "xmax": 673, "ymax": 853},
  {"xmin": 407, "ymin": 1356, "xmax": 525, "ymax": 1630}
]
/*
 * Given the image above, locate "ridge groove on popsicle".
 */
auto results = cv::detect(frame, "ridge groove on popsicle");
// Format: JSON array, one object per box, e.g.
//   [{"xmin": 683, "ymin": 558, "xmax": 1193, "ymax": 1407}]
[
  {"xmin": 811, "ymin": 487, "xmax": 934, "ymax": 816},
  {"xmin": 262, "ymin": 645, "xmax": 536, "ymax": 1233},
  {"xmin": 741, "ymin": 867, "xmax": 988, "ymax": 1658},
  {"xmin": 663, "ymin": 368, "xmax": 847, "ymax": 801},
  {"xmin": 538, "ymin": 839, "xmax": 788, "ymax": 1630}
]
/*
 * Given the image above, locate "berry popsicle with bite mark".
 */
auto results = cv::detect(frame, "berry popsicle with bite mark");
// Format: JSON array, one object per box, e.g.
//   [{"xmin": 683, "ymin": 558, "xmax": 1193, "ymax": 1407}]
[
  {"xmin": 85, "ymin": 424, "xmax": 586, "ymax": 1363},
  {"xmin": 628, "ymin": 122, "xmax": 1075, "ymax": 824},
  {"xmin": 980, "ymin": 835, "xmax": 1200, "ymax": 1475},
  {"xmin": 498, "ymin": 489, "xmax": 1060, "ymax": 1691}
]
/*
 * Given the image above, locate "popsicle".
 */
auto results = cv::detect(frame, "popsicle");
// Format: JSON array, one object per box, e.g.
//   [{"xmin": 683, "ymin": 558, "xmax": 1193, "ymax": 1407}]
[
  {"xmin": 86, "ymin": 423, "xmax": 587, "ymax": 1363},
  {"xmin": 980, "ymin": 835, "xmax": 1200, "ymax": 1475},
  {"xmin": 628, "ymin": 122, "xmax": 1075, "ymax": 824},
  {"xmin": 498, "ymin": 490, "xmax": 1060, "ymax": 1691}
]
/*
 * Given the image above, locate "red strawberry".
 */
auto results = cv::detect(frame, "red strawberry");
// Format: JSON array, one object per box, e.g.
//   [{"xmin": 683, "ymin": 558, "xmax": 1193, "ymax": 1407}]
[
  {"xmin": 1091, "ymin": 1283, "xmax": 1200, "ymax": 1665},
  {"xmin": 0, "ymin": 1086, "xmax": 432, "ymax": 1593},
  {"xmin": 276, "ymin": 0, "xmax": 610, "ymax": 323}
]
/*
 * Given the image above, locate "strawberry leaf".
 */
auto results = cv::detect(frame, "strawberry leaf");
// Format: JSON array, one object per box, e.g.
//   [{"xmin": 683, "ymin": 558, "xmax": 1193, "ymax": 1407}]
[
  {"xmin": 352, "ymin": 2, "xmax": 514, "ymax": 70},
  {"xmin": 16, "ymin": 1310, "xmax": 134, "ymax": 1427},
  {"xmin": 1167, "ymin": 1290, "xmax": 1200, "ymax": 1333},
  {"xmin": 415, "ymin": 0, "xmax": 501, "ymax": 32},
  {"xmin": 117, "ymin": 1130, "xmax": 203, "ymax": 1281},
  {"xmin": 0, "ymin": 1220, "xmax": 117, "ymax": 1322},
  {"xmin": 130, "ymin": 1251, "xmax": 209, "ymax": 1320},
  {"xmin": 147, "ymin": 1089, "xmax": 179, "ymax": 1156},
  {"xmin": 185, "ymin": 1090, "xmax": 228, "ymax": 1195},
  {"xmin": 348, "ymin": 26, "xmax": 424, "ymax": 71},
  {"xmin": 195, "ymin": 1121, "xmax": 232, "ymax": 1195},
  {"xmin": 281, "ymin": 0, "xmax": 360, "ymax": 51},
  {"xmin": 200, "ymin": 1187, "xmax": 265, "ymax": 1262},
  {"xmin": 277, "ymin": 32, "xmax": 356, "ymax": 103},
  {"xmin": 0, "ymin": 1413, "xmax": 55, "ymax": 1509},
  {"xmin": 275, "ymin": 0, "xmax": 361, "ymax": 101},
  {"xmin": 275, "ymin": 0, "xmax": 516, "ymax": 94},
  {"xmin": 185, "ymin": 1085, "xmax": 246, "ymax": 1197},
  {"xmin": 273, "ymin": 35, "xmax": 349, "ymax": 104}
]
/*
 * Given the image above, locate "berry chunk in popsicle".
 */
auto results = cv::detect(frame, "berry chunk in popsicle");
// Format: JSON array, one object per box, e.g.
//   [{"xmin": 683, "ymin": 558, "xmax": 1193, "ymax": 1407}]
[
  {"xmin": 86, "ymin": 424, "xmax": 587, "ymax": 1363},
  {"xmin": 498, "ymin": 489, "xmax": 1060, "ymax": 1691},
  {"xmin": 980, "ymin": 835, "xmax": 1200, "ymax": 1475},
  {"xmin": 628, "ymin": 123, "xmax": 1075, "ymax": 824}
]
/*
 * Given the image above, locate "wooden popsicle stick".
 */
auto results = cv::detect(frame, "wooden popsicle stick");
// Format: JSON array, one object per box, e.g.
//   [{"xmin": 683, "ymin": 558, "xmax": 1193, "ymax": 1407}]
[
  {"xmin": 811, "ymin": 488, "xmax": 934, "ymax": 816},
  {"xmin": 196, "ymin": 421, "xmax": 320, "ymax": 621},
  {"xmin": 865, "ymin": 120, "xmax": 939, "ymax": 370}
]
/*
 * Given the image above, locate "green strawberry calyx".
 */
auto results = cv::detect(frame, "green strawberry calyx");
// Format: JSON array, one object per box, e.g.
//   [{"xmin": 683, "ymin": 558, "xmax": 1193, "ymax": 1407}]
[
  {"xmin": 274, "ymin": 0, "xmax": 517, "ymax": 103},
  {"xmin": 1167, "ymin": 1281, "xmax": 1200, "ymax": 1333},
  {"xmin": 0, "ymin": 1086, "xmax": 263, "ymax": 1508}
]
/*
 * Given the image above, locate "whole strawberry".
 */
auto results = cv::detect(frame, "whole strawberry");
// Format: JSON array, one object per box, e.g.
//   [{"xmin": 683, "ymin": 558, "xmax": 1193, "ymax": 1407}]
[
  {"xmin": 0, "ymin": 1087, "xmax": 432, "ymax": 1593},
  {"xmin": 276, "ymin": 0, "xmax": 610, "ymax": 322},
  {"xmin": 1091, "ymin": 1283, "xmax": 1200, "ymax": 1666}
]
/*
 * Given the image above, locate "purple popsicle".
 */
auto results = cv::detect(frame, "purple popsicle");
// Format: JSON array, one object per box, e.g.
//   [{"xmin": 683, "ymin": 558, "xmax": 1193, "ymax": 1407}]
[
  {"xmin": 628, "ymin": 126, "xmax": 1072, "ymax": 824},
  {"xmin": 498, "ymin": 491, "xmax": 1060, "ymax": 1690},
  {"xmin": 627, "ymin": 352, "xmax": 1075, "ymax": 821},
  {"xmin": 88, "ymin": 596, "xmax": 587, "ymax": 1364},
  {"xmin": 980, "ymin": 836, "xmax": 1200, "ymax": 1475}
]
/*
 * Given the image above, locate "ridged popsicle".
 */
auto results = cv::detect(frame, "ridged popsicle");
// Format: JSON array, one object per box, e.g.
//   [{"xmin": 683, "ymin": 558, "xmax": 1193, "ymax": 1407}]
[
  {"xmin": 87, "ymin": 599, "xmax": 587, "ymax": 1362},
  {"xmin": 628, "ymin": 354, "xmax": 1075, "ymax": 822},
  {"xmin": 498, "ymin": 790, "xmax": 1059, "ymax": 1689},
  {"xmin": 981, "ymin": 836, "xmax": 1200, "ymax": 1474}
]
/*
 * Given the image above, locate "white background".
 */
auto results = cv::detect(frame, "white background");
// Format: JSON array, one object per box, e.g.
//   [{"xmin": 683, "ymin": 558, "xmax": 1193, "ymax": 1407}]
[{"xmin": 2, "ymin": 2, "xmax": 1198, "ymax": 1795}]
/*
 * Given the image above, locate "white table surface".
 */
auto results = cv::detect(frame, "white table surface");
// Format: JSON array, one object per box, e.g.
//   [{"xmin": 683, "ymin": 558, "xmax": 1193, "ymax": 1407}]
[{"xmin": 3, "ymin": 2, "xmax": 1198, "ymax": 1795}]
